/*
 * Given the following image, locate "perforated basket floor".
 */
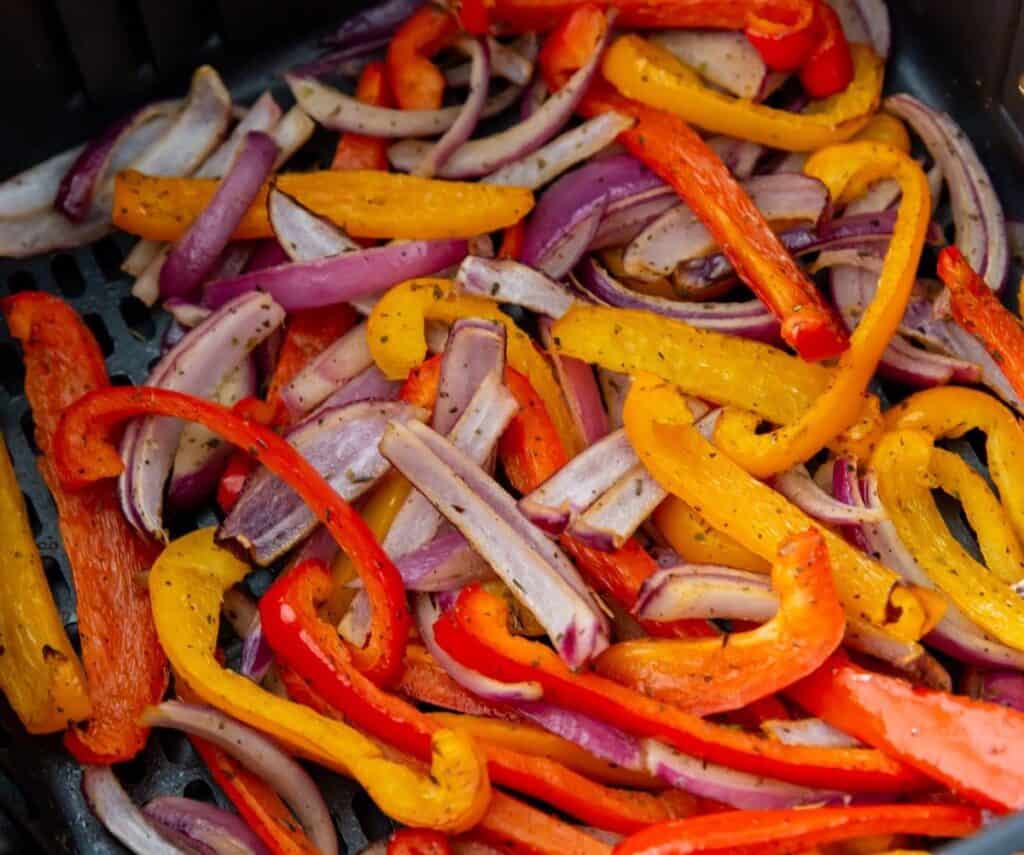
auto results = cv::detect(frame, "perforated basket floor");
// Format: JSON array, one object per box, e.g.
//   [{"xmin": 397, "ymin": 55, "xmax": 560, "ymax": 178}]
[{"xmin": 1, "ymin": 4, "xmax": 1023, "ymax": 854}]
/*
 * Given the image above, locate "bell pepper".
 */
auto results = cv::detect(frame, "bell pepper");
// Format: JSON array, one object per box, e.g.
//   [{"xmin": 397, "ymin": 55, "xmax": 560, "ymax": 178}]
[
  {"xmin": 397, "ymin": 644, "xmax": 516, "ymax": 719},
  {"xmin": 51, "ymin": 385, "xmax": 410, "ymax": 684},
  {"xmin": 433, "ymin": 584, "xmax": 926, "ymax": 793},
  {"xmin": 0, "ymin": 436, "xmax": 89, "ymax": 734},
  {"xmin": 264, "ymin": 559, "xmax": 683, "ymax": 834},
  {"xmin": 871, "ymin": 429, "xmax": 1024, "ymax": 650},
  {"xmin": 332, "ymin": 61, "xmax": 393, "ymax": 171},
  {"xmin": 853, "ymin": 112, "xmax": 911, "ymax": 151},
  {"xmin": 388, "ymin": 829, "xmax": 452, "ymax": 855},
  {"xmin": 593, "ymin": 529, "xmax": 845, "ymax": 716},
  {"xmin": 653, "ymin": 498, "xmax": 770, "ymax": 575},
  {"xmin": 215, "ymin": 396, "xmax": 280, "ymax": 514},
  {"xmin": 455, "ymin": 0, "xmax": 492, "ymax": 35},
  {"xmin": 112, "ymin": 169, "xmax": 534, "ymax": 242},
  {"xmin": 938, "ymin": 245, "xmax": 1024, "ymax": 403},
  {"xmin": 387, "ymin": 5, "xmax": 460, "ymax": 110},
  {"xmin": 2, "ymin": 292, "xmax": 167, "ymax": 763},
  {"xmin": 599, "ymin": 36, "xmax": 882, "ymax": 152},
  {"xmin": 575, "ymin": 85, "xmax": 846, "ymax": 362},
  {"xmin": 472, "ymin": 792, "xmax": 613, "ymax": 855},
  {"xmin": 885, "ymin": 386, "xmax": 1024, "ymax": 546},
  {"xmin": 367, "ymin": 278, "xmax": 578, "ymax": 454},
  {"xmin": 146, "ymin": 529, "xmax": 486, "ymax": 831},
  {"xmin": 798, "ymin": 1, "xmax": 854, "ymax": 97},
  {"xmin": 788, "ymin": 650, "xmax": 1024, "ymax": 811},
  {"xmin": 710, "ymin": 141, "xmax": 931, "ymax": 477},
  {"xmin": 190, "ymin": 735, "xmax": 321, "ymax": 855},
  {"xmin": 614, "ymin": 804, "xmax": 980, "ymax": 855},
  {"xmin": 622, "ymin": 374, "xmax": 932, "ymax": 641},
  {"xmin": 498, "ymin": 221, "xmax": 525, "ymax": 260}
]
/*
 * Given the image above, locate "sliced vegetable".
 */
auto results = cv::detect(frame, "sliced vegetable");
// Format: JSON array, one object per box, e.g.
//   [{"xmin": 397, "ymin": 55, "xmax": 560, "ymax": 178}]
[
  {"xmin": 333, "ymin": 61, "xmax": 394, "ymax": 172},
  {"xmin": 81, "ymin": 767, "xmax": 185, "ymax": 855},
  {"xmin": 142, "ymin": 796, "xmax": 271, "ymax": 855},
  {"xmin": 386, "ymin": 5, "xmax": 459, "ymax": 110}
]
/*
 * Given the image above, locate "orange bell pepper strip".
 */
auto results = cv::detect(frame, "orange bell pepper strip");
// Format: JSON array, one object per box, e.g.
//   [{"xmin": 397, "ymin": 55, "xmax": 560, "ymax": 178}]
[
  {"xmin": 388, "ymin": 829, "xmax": 452, "ymax": 855},
  {"xmin": 50, "ymin": 386, "xmax": 410, "ymax": 686},
  {"xmin": 398, "ymin": 644, "xmax": 518, "ymax": 719},
  {"xmin": 112, "ymin": 169, "xmax": 534, "ymax": 242},
  {"xmin": 2, "ymin": 292, "xmax": 166, "ymax": 763},
  {"xmin": 332, "ymin": 61, "xmax": 393, "ymax": 171},
  {"xmin": 264, "ymin": 559, "xmax": 683, "ymax": 834},
  {"xmin": 433, "ymin": 584, "xmax": 926, "ymax": 793},
  {"xmin": 594, "ymin": 529, "xmax": 845, "ymax": 716},
  {"xmin": 472, "ymin": 792, "xmax": 613, "ymax": 855},
  {"xmin": 653, "ymin": 498, "xmax": 770, "ymax": 575},
  {"xmin": 387, "ymin": 5, "xmax": 460, "ymax": 110},
  {"xmin": 939, "ymin": 245, "xmax": 1024, "ymax": 403},
  {"xmin": 190, "ymin": 735, "xmax": 321, "ymax": 855},
  {"xmin": 614, "ymin": 804, "xmax": 981, "ymax": 855},
  {"xmin": 498, "ymin": 221, "xmax": 526, "ymax": 260},
  {"xmin": 787, "ymin": 651, "xmax": 1024, "ymax": 812}
]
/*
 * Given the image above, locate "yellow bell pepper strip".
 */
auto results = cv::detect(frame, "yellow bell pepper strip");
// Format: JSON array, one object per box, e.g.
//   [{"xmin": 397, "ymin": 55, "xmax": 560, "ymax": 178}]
[
  {"xmin": 0, "ymin": 436, "xmax": 90, "ymax": 734},
  {"xmin": 854, "ymin": 113, "xmax": 911, "ymax": 152},
  {"xmin": 653, "ymin": 498, "xmax": 771, "ymax": 575},
  {"xmin": 112, "ymin": 169, "xmax": 534, "ymax": 242},
  {"xmin": 367, "ymin": 278, "xmax": 578, "ymax": 453},
  {"xmin": 711, "ymin": 141, "xmax": 931, "ymax": 478},
  {"xmin": 148, "ymin": 529, "xmax": 489, "ymax": 833},
  {"xmin": 885, "ymin": 386, "xmax": 1024, "ymax": 546},
  {"xmin": 593, "ymin": 529, "xmax": 845, "ymax": 716},
  {"xmin": 623, "ymin": 374, "xmax": 932, "ymax": 641},
  {"xmin": 871, "ymin": 430, "xmax": 1024, "ymax": 650},
  {"xmin": 602, "ymin": 36, "xmax": 884, "ymax": 152}
]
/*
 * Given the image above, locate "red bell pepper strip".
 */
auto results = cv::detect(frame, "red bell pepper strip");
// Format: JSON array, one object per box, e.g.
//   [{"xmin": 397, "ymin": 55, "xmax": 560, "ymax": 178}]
[
  {"xmin": 264, "ymin": 560, "xmax": 686, "ymax": 834},
  {"xmin": 787, "ymin": 650, "xmax": 1024, "ymax": 811},
  {"xmin": 798, "ymin": 1, "xmax": 854, "ymax": 97},
  {"xmin": 433, "ymin": 584, "xmax": 925, "ymax": 793},
  {"xmin": 743, "ymin": 1, "xmax": 819, "ymax": 72},
  {"xmin": 387, "ymin": 5, "xmax": 460, "ymax": 110},
  {"xmin": 455, "ymin": 0, "xmax": 492, "ymax": 35},
  {"xmin": 498, "ymin": 221, "xmax": 526, "ymax": 260},
  {"xmin": 388, "ymin": 829, "xmax": 452, "ymax": 855},
  {"xmin": 2, "ymin": 293, "xmax": 166, "ymax": 763},
  {"xmin": 938, "ymin": 245, "xmax": 1024, "ymax": 405},
  {"xmin": 471, "ymin": 792, "xmax": 613, "ymax": 855},
  {"xmin": 215, "ymin": 396, "xmax": 279, "ymax": 514},
  {"xmin": 332, "ymin": 61, "xmax": 394, "ymax": 172},
  {"xmin": 50, "ymin": 386, "xmax": 410, "ymax": 686},
  {"xmin": 190, "ymin": 735, "xmax": 321, "ymax": 855},
  {"xmin": 397, "ymin": 645, "xmax": 519, "ymax": 720},
  {"xmin": 593, "ymin": 529, "xmax": 845, "ymax": 716},
  {"xmin": 537, "ymin": 3, "xmax": 608, "ymax": 89},
  {"xmin": 613, "ymin": 804, "xmax": 981, "ymax": 855}
]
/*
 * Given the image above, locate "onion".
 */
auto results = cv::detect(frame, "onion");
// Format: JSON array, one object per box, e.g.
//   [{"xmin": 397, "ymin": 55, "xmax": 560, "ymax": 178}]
[
  {"xmin": 314, "ymin": 365, "xmax": 401, "ymax": 413},
  {"xmin": 417, "ymin": 38, "xmax": 491, "ymax": 178},
  {"xmin": 520, "ymin": 77, "xmax": 548, "ymax": 121},
  {"xmin": 387, "ymin": 14, "xmax": 610, "ymax": 179},
  {"xmin": 269, "ymin": 106, "xmax": 316, "ymax": 169},
  {"xmin": 447, "ymin": 36, "xmax": 535, "ymax": 87},
  {"xmin": 963, "ymin": 669, "xmax": 1024, "ymax": 711},
  {"xmin": 648, "ymin": 30, "xmax": 768, "ymax": 100},
  {"xmin": 82, "ymin": 767, "xmax": 188, "ymax": 855},
  {"xmin": 538, "ymin": 318, "xmax": 609, "ymax": 447},
  {"xmin": 635, "ymin": 564, "xmax": 777, "ymax": 624},
  {"xmin": 772, "ymin": 463, "xmax": 884, "ymax": 525},
  {"xmin": 762, "ymin": 718, "xmax": 861, "ymax": 748},
  {"xmin": 597, "ymin": 369, "xmax": 631, "ymax": 430},
  {"xmin": 828, "ymin": 0, "xmax": 890, "ymax": 57},
  {"xmin": 245, "ymin": 239, "xmax": 291, "ymax": 272},
  {"xmin": 381, "ymin": 420, "xmax": 609, "ymax": 668},
  {"xmin": 434, "ymin": 319, "xmax": 508, "ymax": 436},
  {"xmin": 886, "ymin": 94, "xmax": 1007, "ymax": 290},
  {"xmin": 197, "ymin": 91, "xmax": 283, "ymax": 181},
  {"xmin": 590, "ymin": 186, "xmax": 678, "ymax": 251},
  {"xmin": 163, "ymin": 299, "xmax": 212, "ymax": 329},
  {"xmin": 278, "ymin": 322, "xmax": 373, "ymax": 418},
  {"xmin": 568, "ymin": 464, "xmax": 666, "ymax": 552},
  {"xmin": 160, "ymin": 132, "xmax": 278, "ymax": 299},
  {"xmin": 396, "ymin": 530, "xmax": 494, "ymax": 591},
  {"xmin": 141, "ymin": 702, "xmax": 337, "ymax": 855},
  {"xmin": 203, "ymin": 237, "xmax": 468, "ymax": 311},
  {"xmin": 707, "ymin": 136, "xmax": 765, "ymax": 179},
  {"xmin": 240, "ymin": 615, "xmax": 274, "ymax": 683},
  {"xmin": 219, "ymin": 400, "xmax": 426, "ymax": 565},
  {"xmin": 119, "ymin": 293, "xmax": 285, "ymax": 539},
  {"xmin": 517, "ymin": 429, "xmax": 639, "ymax": 534},
  {"xmin": 0, "ymin": 144, "xmax": 85, "ymax": 220},
  {"xmin": 482, "ymin": 113, "xmax": 635, "ymax": 190},
  {"xmin": 515, "ymin": 700, "xmax": 645, "ymax": 769},
  {"xmin": 456, "ymin": 256, "xmax": 576, "ymax": 318},
  {"xmin": 322, "ymin": 0, "xmax": 423, "ymax": 50},
  {"xmin": 270, "ymin": 187, "xmax": 358, "ymax": 262},
  {"xmin": 143, "ymin": 797, "xmax": 271, "ymax": 855}
]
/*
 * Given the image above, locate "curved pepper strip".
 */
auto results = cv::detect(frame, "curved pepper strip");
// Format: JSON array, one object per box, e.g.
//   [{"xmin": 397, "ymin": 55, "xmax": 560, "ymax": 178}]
[
  {"xmin": 712, "ymin": 141, "xmax": 931, "ymax": 478},
  {"xmin": 653, "ymin": 498, "xmax": 770, "ymax": 575},
  {"xmin": 367, "ymin": 278, "xmax": 578, "ymax": 454},
  {"xmin": 871, "ymin": 430, "xmax": 1024, "ymax": 650},
  {"xmin": 614, "ymin": 804, "xmax": 980, "ymax": 855},
  {"xmin": 885, "ymin": 386, "xmax": 1024, "ymax": 546},
  {"xmin": 398, "ymin": 644, "xmax": 518, "ymax": 720},
  {"xmin": 388, "ymin": 829, "xmax": 452, "ymax": 855},
  {"xmin": 623, "ymin": 374, "xmax": 932, "ymax": 641},
  {"xmin": 788, "ymin": 651, "xmax": 1024, "ymax": 811},
  {"xmin": 333, "ymin": 61, "xmax": 393, "ymax": 172},
  {"xmin": 0, "ymin": 436, "xmax": 90, "ymax": 734},
  {"xmin": 147, "ymin": 530, "xmax": 487, "ymax": 832},
  {"xmin": 601, "ymin": 36, "xmax": 882, "ymax": 152},
  {"xmin": 433, "ymin": 584, "xmax": 926, "ymax": 793},
  {"xmin": 386, "ymin": 5, "xmax": 459, "ymax": 110},
  {"xmin": 264, "ymin": 559, "xmax": 683, "ymax": 834},
  {"xmin": 472, "ymin": 792, "xmax": 612, "ymax": 855},
  {"xmin": 3, "ymin": 292, "xmax": 166, "ymax": 763},
  {"xmin": 50, "ymin": 386, "xmax": 409, "ymax": 685},
  {"xmin": 593, "ymin": 529, "xmax": 845, "ymax": 716},
  {"xmin": 797, "ymin": 1, "xmax": 854, "ymax": 98},
  {"xmin": 853, "ymin": 113, "xmax": 911, "ymax": 151}
]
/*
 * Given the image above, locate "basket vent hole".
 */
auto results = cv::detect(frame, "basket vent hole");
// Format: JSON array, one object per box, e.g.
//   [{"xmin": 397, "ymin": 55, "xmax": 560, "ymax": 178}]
[
  {"xmin": 92, "ymin": 238, "xmax": 124, "ymax": 282},
  {"xmin": 120, "ymin": 296, "xmax": 156, "ymax": 342},
  {"xmin": 0, "ymin": 344, "xmax": 24, "ymax": 396},
  {"xmin": 51, "ymin": 254, "xmax": 85, "ymax": 298},
  {"xmin": 82, "ymin": 313, "xmax": 114, "ymax": 358},
  {"xmin": 19, "ymin": 411, "xmax": 39, "ymax": 456},
  {"xmin": 157, "ymin": 730, "xmax": 193, "ymax": 766},
  {"xmin": 21, "ymin": 493, "xmax": 41, "ymax": 538},
  {"xmin": 183, "ymin": 779, "xmax": 217, "ymax": 804},
  {"xmin": 6, "ymin": 271, "xmax": 36, "ymax": 294}
]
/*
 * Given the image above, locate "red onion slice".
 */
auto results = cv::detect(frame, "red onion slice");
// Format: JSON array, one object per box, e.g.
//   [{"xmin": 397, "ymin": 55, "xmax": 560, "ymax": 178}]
[
  {"xmin": 482, "ymin": 113, "xmax": 634, "ymax": 190},
  {"xmin": 218, "ymin": 400, "xmax": 426, "ymax": 565},
  {"xmin": 240, "ymin": 615, "xmax": 275, "ymax": 684},
  {"xmin": 143, "ymin": 796, "xmax": 271, "ymax": 855},
  {"xmin": 82, "ymin": 767, "xmax": 188, "ymax": 855},
  {"xmin": 203, "ymin": 237, "xmax": 468, "ymax": 311},
  {"xmin": 597, "ymin": 369, "xmax": 631, "ymax": 430},
  {"xmin": 396, "ymin": 530, "xmax": 494, "ymax": 591},
  {"xmin": 315, "ymin": 365, "xmax": 401, "ymax": 413},
  {"xmin": 963, "ymin": 669, "xmax": 1024, "ymax": 711},
  {"xmin": 141, "ymin": 702, "xmax": 337, "ymax": 855},
  {"xmin": 830, "ymin": 0, "xmax": 891, "ymax": 57},
  {"xmin": 538, "ymin": 317, "xmax": 609, "ymax": 447},
  {"xmin": 456, "ymin": 257, "xmax": 576, "ymax": 318},
  {"xmin": 381, "ymin": 420, "xmax": 609, "ymax": 668},
  {"xmin": 568, "ymin": 464, "xmax": 666, "ymax": 552},
  {"xmin": 160, "ymin": 132, "xmax": 278, "ymax": 299},
  {"xmin": 321, "ymin": 0, "xmax": 423, "ymax": 51},
  {"xmin": 707, "ymin": 136, "xmax": 765, "ymax": 179},
  {"xmin": 447, "ymin": 36, "xmax": 535, "ymax": 87},
  {"xmin": 649, "ymin": 30, "xmax": 768, "ymax": 100},
  {"xmin": 772, "ymin": 462, "xmax": 885, "ymax": 525},
  {"xmin": 119, "ymin": 293, "xmax": 285, "ymax": 538},
  {"xmin": 635, "ymin": 564, "xmax": 777, "ymax": 624},
  {"xmin": 197, "ymin": 91, "xmax": 283, "ymax": 180},
  {"xmin": 386, "ymin": 14, "xmax": 610, "ymax": 179},
  {"xmin": 269, "ymin": 187, "xmax": 359, "ymax": 261},
  {"xmin": 434, "ymin": 319, "xmax": 508, "ymax": 436},
  {"xmin": 279, "ymin": 322, "xmax": 373, "ymax": 418},
  {"xmin": 515, "ymin": 700, "xmax": 645, "ymax": 770},
  {"xmin": 269, "ymin": 106, "xmax": 316, "ymax": 169},
  {"xmin": 517, "ymin": 429, "xmax": 639, "ymax": 534},
  {"xmin": 762, "ymin": 718, "xmax": 861, "ymax": 748},
  {"xmin": 0, "ymin": 144, "xmax": 85, "ymax": 220}
]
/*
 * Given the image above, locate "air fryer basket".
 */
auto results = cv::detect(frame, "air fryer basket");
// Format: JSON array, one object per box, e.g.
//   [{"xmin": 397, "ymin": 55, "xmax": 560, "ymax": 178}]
[{"xmin": 1, "ymin": 2, "xmax": 1023, "ymax": 853}]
